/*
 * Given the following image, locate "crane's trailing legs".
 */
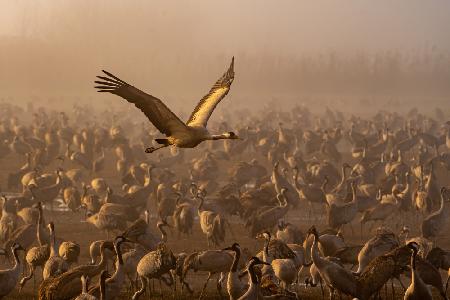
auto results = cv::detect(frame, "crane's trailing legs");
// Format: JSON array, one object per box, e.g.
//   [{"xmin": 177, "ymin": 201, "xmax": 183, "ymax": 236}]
[
  {"xmin": 146, "ymin": 138, "xmax": 171, "ymax": 153},
  {"xmin": 145, "ymin": 145, "xmax": 169, "ymax": 153}
]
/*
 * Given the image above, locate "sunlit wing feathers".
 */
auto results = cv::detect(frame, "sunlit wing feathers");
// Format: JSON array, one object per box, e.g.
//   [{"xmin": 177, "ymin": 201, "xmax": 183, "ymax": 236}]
[
  {"xmin": 95, "ymin": 70, "xmax": 188, "ymax": 136},
  {"xmin": 187, "ymin": 57, "xmax": 235, "ymax": 127}
]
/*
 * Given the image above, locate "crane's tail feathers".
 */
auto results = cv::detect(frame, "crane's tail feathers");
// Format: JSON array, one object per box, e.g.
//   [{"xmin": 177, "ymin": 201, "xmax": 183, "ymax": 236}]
[{"xmin": 155, "ymin": 139, "xmax": 170, "ymax": 145}]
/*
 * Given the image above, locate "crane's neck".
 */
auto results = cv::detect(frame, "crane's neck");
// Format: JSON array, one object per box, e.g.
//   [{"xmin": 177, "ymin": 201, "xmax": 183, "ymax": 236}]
[
  {"xmin": 244, "ymin": 262, "xmax": 261, "ymax": 300},
  {"xmin": 197, "ymin": 196, "xmax": 204, "ymax": 212},
  {"xmin": 81, "ymin": 276, "xmax": 88, "ymax": 294},
  {"xmin": 37, "ymin": 205, "xmax": 44, "ymax": 224},
  {"xmin": 262, "ymin": 235, "xmax": 273, "ymax": 265},
  {"xmin": 99, "ymin": 275, "xmax": 106, "ymax": 300},
  {"xmin": 49, "ymin": 228, "xmax": 57, "ymax": 257},
  {"xmin": 98, "ymin": 244, "xmax": 110, "ymax": 268},
  {"xmin": 411, "ymin": 250, "xmax": 417, "ymax": 271},
  {"xmin": 82, "ymin": 185, "xmax": 88, "ymax": 198},
  {"xmin": 419, "ymin": 165, "xmax": 424, "ymax": 188},
  {"xmin": 144, "ymin": 211, "xmax": 150, "ymax": 226},
  {"xmin": 230, "ymin": 248, "xmax": 241, "ymax": 272},
  {"xmin": 321, "ymin": 177, "xmax": 329, "ymax": 193},
  {"xmin": 437, "ymin": 191, "xmax": 446, "ymax": 213},
  {"xmin": 144, "ymin": 167, "xmax": 152, "ymax": 187},
  {"xmin": 276, "ymin": 194, "xmax": 283, "ymax": 208},
  {"xmin": 340, "ymin": 165, "xmax": 348, "ymax": 184},
  {"xmin": 283, "ymin": 151, "xmax": 289, "ymax": 162},
  {"xmin": 175, "ymin": 194, "xmax": 182, "ymax": 206},
  {"xmin": 0, "ymin": 202, "xmax": 4, "ymax": 215},
  {"xmin": 311, "ymin": 233, "xmax": 324, "ymax": 269},
  {"xmin": 36, "ymin": 210, "xmax": 45, "ymax": 246},
  {"xmin": 402, "ymin": 177, "xmax": 411, "ymax": 195},
  {"xmin": 115, "ymin": 241, "xmax": 123, "ymax": 266},
  {"xmin": 210, "ymin": 133, "xmax": 234, "ymax": 140},
  {"xmin": 158, "ymin": 224, "xmax": 167, "ymax": 242},
  {"xmin": 105, "ymin": 188, "xmax": 112, "ymax": 203},
  {"xmin": 293, "ymin": 169, "xmax": 305, "ymax": 190},
  {"xmin": 392, "ymin": 193, "xmax": 401, "ymax": 208},
  {"xmin": 248, "ymin": 261, "xmax": 258, "ymax": 285},
  {"xmin": 351, "ymin": 184, "xmax": 357, "ymax": 204},
  {"xmin": 12, "ymin": 247, "xmax": 21, "ymax": 269},
  {"xmin": 402, "ymin": 231, "xmax": 409, "ymax": 244},
  {"xmin": 411, "ymin": 250, "xmax": 419, "ymax": 286}
]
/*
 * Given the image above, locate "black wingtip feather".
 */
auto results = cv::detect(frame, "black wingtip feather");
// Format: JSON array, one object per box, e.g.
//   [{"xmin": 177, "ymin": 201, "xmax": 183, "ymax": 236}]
[
  {"xmin": 102, "ymin": 70, "xmax": 127, "ymax": 84},
  {"xmin": 96, "ymin": 75, "xmax": 122, "ymax": 85},
  {"xmin": 94, "ymin": 86, "xmax": 116, "ymax": 90},
  {"xmin": 94, "ymin": 80, "xmax": 118, "ymax": 87}
]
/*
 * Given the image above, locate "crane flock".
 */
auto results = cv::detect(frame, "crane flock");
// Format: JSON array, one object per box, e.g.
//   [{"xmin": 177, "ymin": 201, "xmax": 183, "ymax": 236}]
[{"xmin": 0, "ymin": 58, "xmax": 449, "ymax": 300}]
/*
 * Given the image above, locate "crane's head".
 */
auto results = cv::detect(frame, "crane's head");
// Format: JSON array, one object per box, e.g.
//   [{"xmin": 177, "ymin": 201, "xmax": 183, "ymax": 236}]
[
  {"xmin": 307, "ymin": 225, "xmax": 318, "ymax": 238},
  {"xmin": 407, "ymin": 241, "xmax": 419, "ymax": 254},
  {"xmin": 256, "ymin": 231, "xmax": 271, "ymax": 241},
  {"xmin": 222, "ymin": 242, "xmax": 241, "ymax": 252},
  {"xmin": 276, "ymin": 188, "xmax": 288, "ymax": 206},
  {"xmin": 100, "ymin": 270, "xmax": 110, "ymax": 282},
  {"xmin": 249, "ymin": 256, "xmax": 270, "ymax": 267},
  {"xmin": 342, "ymin": 162, "xmax": 352, "ymax": 170},
  {"xmin": 224, "ymin": 132, "xmax": 239, "ymax": 140},
  {"xmin": 157, "ymin": 218, "xmax": 171, "ymax": 229},
  {"xmin": 47, "ymin": 222, "xmax": 55, "ymax": 232},
  {"xmin": 114, "ymin": 235, "xmax": 132, "ymax": 248},
  {"xmin": 400, "ymin": 225, "xmax": 410, "ymax": 236},
  {"xmin": 12, "ymin": 243, "xmax": 25, "ymax": 252},
  {"xmin": 277, "ymin": 219, "xmax": 286, "ymax": 230},
  {"xmin": 100, "ymin": 241, "xmax": 115, "ymax": 253},
  {"xmin": 32, "ymin": 201, "xmax": 43, "ymax": 210}
]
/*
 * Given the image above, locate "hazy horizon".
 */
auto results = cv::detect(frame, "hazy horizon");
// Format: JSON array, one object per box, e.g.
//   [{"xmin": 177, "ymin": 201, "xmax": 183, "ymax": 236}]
[{"xmin": 1, "ymin": 1, "xmax": 449, "ymax": 110}]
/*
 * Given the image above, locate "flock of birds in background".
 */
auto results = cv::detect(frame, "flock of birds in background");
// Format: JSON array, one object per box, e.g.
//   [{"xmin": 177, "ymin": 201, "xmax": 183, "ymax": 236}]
[{"xmin": 0, "ymin": 58, "xmax": 449, "ymax": 300}]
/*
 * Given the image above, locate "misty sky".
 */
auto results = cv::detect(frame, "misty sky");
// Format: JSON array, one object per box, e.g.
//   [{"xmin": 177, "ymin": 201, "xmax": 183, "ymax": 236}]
[
  {"xmin": 2, "ymin": 0, "xmax": 449, "ymax": 53},
  {"xmin": 1, "ymin": 1, "xmax": 449, "ymax": 107}
]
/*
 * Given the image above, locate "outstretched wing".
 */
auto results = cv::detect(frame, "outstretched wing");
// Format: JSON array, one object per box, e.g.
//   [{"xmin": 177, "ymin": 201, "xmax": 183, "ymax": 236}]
[
  {"xmin": 95, "ymin": 71, "xmax": 188, "ymax": 136},
  {"xmin": 186, "ymin": 57, "xmax": 235, "ymax": 127}
]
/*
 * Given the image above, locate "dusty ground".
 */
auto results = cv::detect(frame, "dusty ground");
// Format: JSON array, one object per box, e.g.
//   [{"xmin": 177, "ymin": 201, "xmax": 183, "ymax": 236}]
[{"xmin": 1, "ymin": 149, "xmax": 450, "ymax": 300}]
